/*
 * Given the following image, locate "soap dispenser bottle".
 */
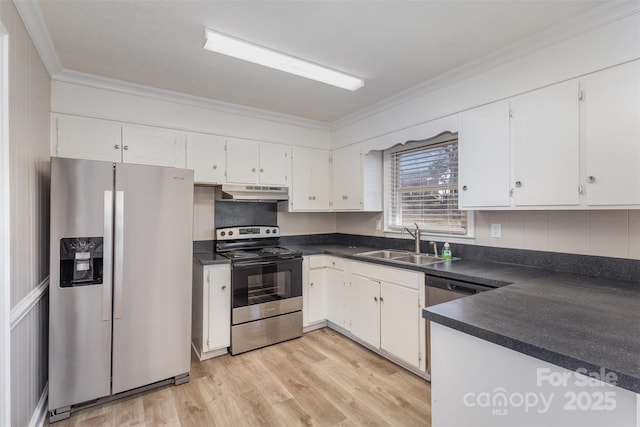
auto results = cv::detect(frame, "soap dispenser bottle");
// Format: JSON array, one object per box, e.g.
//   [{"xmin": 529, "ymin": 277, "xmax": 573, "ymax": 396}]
[{"xmin": 442, "ymin": 242, "xmax": 452, "ymax": 260}]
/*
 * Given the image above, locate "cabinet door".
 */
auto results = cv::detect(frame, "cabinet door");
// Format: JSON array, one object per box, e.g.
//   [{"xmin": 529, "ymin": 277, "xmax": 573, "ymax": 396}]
[
  {"xmin": 380, "ymin": 282, "xmax": 420, "ymax": 368},
  {"xmin": 349, "ymin": 274, "xmax": 380, "ymax": 348},
  {"xmin": 584, "ymin": 61, "xmax": 640, "ymax": 206},
  {"xmin": 226, "ymin": 138, "xmax": 259, "ymax": 184},
  {"xmin": 308, "ymin": 268, "xmax": 327, "ymax": 323},
  {"xmin": 122, "ymin": 125, "xmax": 186, "ymax": 168},
  {"xmin": 459, "ymin": 101, "xmax": 511, "ymax": 208},
  {"xmin": 332, "ymin": 145, "xmax": 363, "ymax": 210},
  {"xmin": 291, "ymin": 147, "xmax": 331, "ymax": 211},
  {"xmin": 205, "ymin": 265, "xmax": 231, "ymax": 352},
  {"xmin": 186, "ymin": 133, "xmax": 226, "ymax": 184},
  {"xmin": 325, "ymin": 268, "xmax": 345, "ymax": 328},
  {"xmin": 55, "ymin": 115, "xmax": 122, "ymax": 162},
  {"xmin": 511, "ymin": 80, "xmax": 580, "ymax": 206},
  {"xmin": 259, "ymin": 143, "xmax": 290, "ymax": 186}
]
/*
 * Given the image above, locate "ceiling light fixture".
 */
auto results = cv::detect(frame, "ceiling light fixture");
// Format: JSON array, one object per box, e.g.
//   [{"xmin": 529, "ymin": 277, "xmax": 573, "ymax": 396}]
[{"xmin": 203, "ymin": 29, "xmax": 364, "ymax": 91}]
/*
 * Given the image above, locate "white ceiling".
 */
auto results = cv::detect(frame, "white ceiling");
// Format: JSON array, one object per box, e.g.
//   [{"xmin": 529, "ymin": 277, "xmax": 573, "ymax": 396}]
[{"xmin": 37, "ymin": 0, "xmax": 607, "ymax": 123}]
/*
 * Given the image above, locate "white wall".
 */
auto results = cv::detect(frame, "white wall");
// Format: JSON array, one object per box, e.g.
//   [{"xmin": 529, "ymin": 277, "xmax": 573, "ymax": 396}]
[
  {"xmin": 331, "ymin": 10, "xmax": 640, "ymax": 150},
  {"xmin": 1, "ymin": 0, "xmax": 51, "ymax": 425},
  {"xmin": 336, "ymin": 210, "xmax": 640, "ymax": 260}
]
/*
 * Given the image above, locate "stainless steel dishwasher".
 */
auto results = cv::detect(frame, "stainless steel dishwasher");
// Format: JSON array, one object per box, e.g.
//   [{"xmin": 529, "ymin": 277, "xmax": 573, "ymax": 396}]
[{"xmin": 425, "ymin": 274, "xmax": 495, "ymax": 375}]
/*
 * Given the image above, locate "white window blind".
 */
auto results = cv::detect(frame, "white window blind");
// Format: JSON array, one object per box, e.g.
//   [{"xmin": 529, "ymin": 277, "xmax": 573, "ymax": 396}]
[{"xmin": 387, "ymin": 139, "xmax": 467, "ymax": 234}]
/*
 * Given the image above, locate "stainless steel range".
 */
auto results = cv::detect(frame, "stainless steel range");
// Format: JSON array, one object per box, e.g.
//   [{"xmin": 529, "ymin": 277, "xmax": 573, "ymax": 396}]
[{"xmin": 216, "ymin": 226, "xmax": 303, "ymax": 355}]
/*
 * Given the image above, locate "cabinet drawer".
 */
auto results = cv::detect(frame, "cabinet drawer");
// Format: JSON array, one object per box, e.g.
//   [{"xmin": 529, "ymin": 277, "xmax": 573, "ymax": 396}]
[
  {"xmin": 308, "ymin": 255, "xmax": 328, "ymax": 269},
  {"xmin": 351, "ymin": 261, "xmax": 423, "ymax": 290}
]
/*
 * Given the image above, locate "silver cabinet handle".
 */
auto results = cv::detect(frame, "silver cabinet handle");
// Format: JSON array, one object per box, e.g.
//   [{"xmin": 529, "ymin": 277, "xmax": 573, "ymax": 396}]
[
  {"xmin": 252, "ymin": 168, "xmax": 256, "ymax": 173},
  {"xmin": 462, "ymin": 185, "xmax": 468, "ymax": 191},
  {"xmin": 260, "ymin": 168, "xmax": 264, "ymax": 173},
  {"xmin": 102, "ymin": 191, "xmax": 113, "ymax": 321},
  {"xmin": 114, "ymin": 191, "xmax": 125, "ymax": 319},
  {"xmin": 123, "ymin": 145, "xmax": 129, "ymax": 150},
  {"xmin": 587, "ymin": 176, "xmax": 596, "ymax": 183},
  {"xmin": 221, "ymin": 285, "xmax": 226, "ymax": 290},
  {"xmin": 114, "ymin": 144, "xmax": 120, "ymax": 150},
  {"xmin": 515, "ymin": 181, "xmax": 522, "ymax": 188},
  {"xmin": 310, "ymin": 282, "xmax": 314, "ymax": 287},
  {"xmin": 380, "ymin": 296, "xmax": 384, "ymax": 302},
  {"xmin": 212, "ymin": 165, "xmax": 217, "ymax": 170},
  {"xmin": 374, "ymin": 296, "xmax": 378, "ymax": 302},
  {"xmin": 312, "ymin": 196, "xmax": 316, "ymax": 200}
]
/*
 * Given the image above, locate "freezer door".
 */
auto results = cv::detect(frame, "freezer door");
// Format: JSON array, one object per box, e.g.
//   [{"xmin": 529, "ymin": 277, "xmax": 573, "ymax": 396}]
[
  {"xmin": 111, "ymin": 163, "xmax": 194, "ymax": 394},
  {"xmin": 49, "ymin": 157, "xmax": 114, "ymax": 410}
]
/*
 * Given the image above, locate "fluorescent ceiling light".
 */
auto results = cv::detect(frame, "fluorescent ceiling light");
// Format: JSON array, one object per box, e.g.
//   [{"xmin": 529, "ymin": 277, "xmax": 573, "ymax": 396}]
[{"xmin": 203, "ymin": 29, "xmax": 364, "ymax": 91}]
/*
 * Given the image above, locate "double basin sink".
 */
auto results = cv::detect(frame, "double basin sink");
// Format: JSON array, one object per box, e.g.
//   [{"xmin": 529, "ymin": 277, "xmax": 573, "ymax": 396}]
[{"xmin": 354, "ymin": 249, "xmax": 455, "ymax": 266}]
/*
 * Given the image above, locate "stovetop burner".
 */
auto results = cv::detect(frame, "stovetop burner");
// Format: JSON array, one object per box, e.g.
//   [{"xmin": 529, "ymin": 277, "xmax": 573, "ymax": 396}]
[{"xmin": 215, "ymin": 226, "xmax": 301, "ymax": 262}]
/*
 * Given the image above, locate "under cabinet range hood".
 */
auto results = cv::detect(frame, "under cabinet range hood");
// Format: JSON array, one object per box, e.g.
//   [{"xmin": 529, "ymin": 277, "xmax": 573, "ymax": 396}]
[{"xmin": 219, "ymin": 184, "xmax": 289, "ymax": 201}]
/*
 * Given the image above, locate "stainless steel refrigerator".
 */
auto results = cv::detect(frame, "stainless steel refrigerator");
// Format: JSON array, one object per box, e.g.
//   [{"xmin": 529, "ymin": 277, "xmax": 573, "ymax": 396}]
[{"xmin": 48, "ymin": 157, "xmax": 194, "ymax": 422}]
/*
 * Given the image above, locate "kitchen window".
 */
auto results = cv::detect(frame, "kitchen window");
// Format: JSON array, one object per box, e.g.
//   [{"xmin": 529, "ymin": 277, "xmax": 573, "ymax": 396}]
[{"xmin": 385, "ymin": 133, "xmax": 469, "ymax": 235}]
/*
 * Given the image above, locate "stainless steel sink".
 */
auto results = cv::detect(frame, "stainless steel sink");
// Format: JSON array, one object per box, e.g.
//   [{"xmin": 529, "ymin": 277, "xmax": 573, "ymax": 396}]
[
  {"xmin": 354, "ymin": 249, "xmax": 456, "ymax": 266},
  {"xmin": 354, "ymin": 249, "xmax": 413, "ymax": 259},
  {"xmin": 392, "ymin": 254, "xmax": 451, "ymax": 265}
]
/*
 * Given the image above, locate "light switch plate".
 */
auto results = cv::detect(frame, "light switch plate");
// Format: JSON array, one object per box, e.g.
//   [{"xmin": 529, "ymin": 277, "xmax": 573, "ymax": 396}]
[{"xmin": 490, "ymin": 223, "xmax": 502, "ymax": 238}]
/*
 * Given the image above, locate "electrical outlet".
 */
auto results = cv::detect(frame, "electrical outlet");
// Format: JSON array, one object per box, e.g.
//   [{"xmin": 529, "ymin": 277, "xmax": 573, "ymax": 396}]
[{"xmin": 490, "ymin": 223, "xmax": 502, "ymax": 238}]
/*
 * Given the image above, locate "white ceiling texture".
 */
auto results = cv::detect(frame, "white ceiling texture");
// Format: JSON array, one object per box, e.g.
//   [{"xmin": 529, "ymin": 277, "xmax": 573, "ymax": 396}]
[{"xmin": 37, "ymin": 0, "xmax": 608, "ymax": 123}]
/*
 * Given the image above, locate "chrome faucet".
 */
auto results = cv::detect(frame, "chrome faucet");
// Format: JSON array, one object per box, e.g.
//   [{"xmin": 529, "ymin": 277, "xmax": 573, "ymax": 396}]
[
  {"xmin": 429, "ymin": 241, "xmax": 438, "ymax": 258},
  {"xmin": 402, "ymin": 223, "xmax": 421, "ymax": 254}
]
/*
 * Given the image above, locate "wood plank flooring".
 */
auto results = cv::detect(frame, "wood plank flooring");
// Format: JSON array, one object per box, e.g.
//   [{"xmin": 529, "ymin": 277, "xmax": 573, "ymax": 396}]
[{"xmin": 49, "ymin": 328, "xmax": 432, "ymax": 426}]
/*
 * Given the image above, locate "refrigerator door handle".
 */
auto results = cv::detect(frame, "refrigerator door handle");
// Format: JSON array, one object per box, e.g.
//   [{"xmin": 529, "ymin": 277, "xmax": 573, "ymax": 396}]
[
  {"xmin": 103, "ymin": 191, "xmax": 113, "ymax": 321},
  {"xmin": 114, "ymin": 191, "xmax": 125, "ymax": 319}
]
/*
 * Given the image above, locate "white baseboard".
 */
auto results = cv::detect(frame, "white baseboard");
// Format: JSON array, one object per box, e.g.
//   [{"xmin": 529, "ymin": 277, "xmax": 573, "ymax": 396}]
[{"xmin": 29, "ymin": 381, "xmax": 47, "ymax": 427}]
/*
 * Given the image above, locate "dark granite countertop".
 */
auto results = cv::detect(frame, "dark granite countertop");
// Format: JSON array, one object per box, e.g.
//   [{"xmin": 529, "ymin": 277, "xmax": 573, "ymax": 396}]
[
  {"xmin": 193, "ymin": 252, "xmax": 231, "ymax": 266},
  {"xmin": 290, "ymin": 242, "xmax": 640, "ymax": 394}
]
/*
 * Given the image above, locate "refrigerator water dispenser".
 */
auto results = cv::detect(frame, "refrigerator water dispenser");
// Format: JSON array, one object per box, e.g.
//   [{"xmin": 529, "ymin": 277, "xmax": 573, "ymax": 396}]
[{"xmin": 59, "ymin": 237, "xmax": 104, "ymax": 287}]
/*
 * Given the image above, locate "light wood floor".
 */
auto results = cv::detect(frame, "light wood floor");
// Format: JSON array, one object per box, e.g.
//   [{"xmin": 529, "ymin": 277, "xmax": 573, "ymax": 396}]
[{"xmin": 49, "ymin": 328, "xmax": 432, "ymax": 426}]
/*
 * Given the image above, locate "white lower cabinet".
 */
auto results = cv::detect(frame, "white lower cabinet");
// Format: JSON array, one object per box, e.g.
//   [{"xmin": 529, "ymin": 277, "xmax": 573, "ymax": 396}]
[
  {"xmin": 350, "ymin": 261, "xmax": 425, "ymax": 370},
  {"xmin": 192, "ymin": 262, "xmax": 231, "ymax": 360},
  {"xmin": 303, "ymin": 255, "xmax": 426, "ymax": 372}
]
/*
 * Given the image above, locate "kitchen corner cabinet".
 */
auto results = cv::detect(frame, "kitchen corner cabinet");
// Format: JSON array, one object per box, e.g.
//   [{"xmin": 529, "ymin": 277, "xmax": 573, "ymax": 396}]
[
  {"xmin": 192, "ymin": 262, "xmax": 231, "ymax": 360},
  {"xmin": 53, "ymin": 114, "xmax": 186, "ymax": 168},
  {"xmin": 186, "ymin": 132, "xmax": 226, "ymax": 184},
  {"xmin": 226, "ymin": 138, "xmax": 290, "ymax": 186},
  {"xmin": 331, "ymin": 144, "xmax": 383, "ymax": 211},
  {"xmin": 303, "ymin": 255, "xmax": 347, "ymax": 329},
  {"xmin": 511, "ymin": 79, "xmax": 580, "ymax": 206},
  {"xmin": 583, "ymin": 60, "xmax": 640, "ymax": 206},
  {"xmin": 349, "ymin": 261, "xmax": 425, "ymax": 370},
  {"xmin": 459, "ymin": 100, "xmax": 511, "ymax": 208},
  {"xmin": 290, "ymin": 147, "xmax": 331, "ymax": 211}
]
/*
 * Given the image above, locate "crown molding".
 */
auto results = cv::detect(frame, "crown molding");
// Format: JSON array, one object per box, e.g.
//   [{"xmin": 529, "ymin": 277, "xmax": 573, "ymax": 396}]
[
  {"xmin": 52, "ymin": 69, "xmax": 330, "ymax": 131},
  {"xmin": 331, "ymin": 1, "xmax": 640, "ymax": 131},
  {"xmin": 13, "ymin": 0, "xmax": 61, "ymax": 76}
]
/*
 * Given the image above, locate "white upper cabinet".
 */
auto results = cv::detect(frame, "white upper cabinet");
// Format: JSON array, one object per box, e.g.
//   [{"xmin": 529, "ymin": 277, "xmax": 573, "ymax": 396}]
[
  {"xmin": 259, "ymin": 143, "xmax": 290, "ymax": 186},
  {"xmin": 121, "ymin": 124, "xmax": 186, "ymax": 168},
  {"xmin": 459, "ymin": 100, "xmax": 511, "ymax": 208},
  {"xmin": 290, "ymin": 147, "xmax": 331, "ymax": 211},
  {"xmin": 226, "ymin": 138, "xmax": 290, "ymax": 186},
  {"xmin": 185, "ymin": 132, "xmax": 226, "ymax": 184},
  {"xmin": 55, "ymin": 115, "xmax": 123, "ymax": 163},
  {"xmin": 583, "ymin": 60, "xmax": 640, "ymax": 206},
  {"xmin": 331, "ymin": 144, "xmax": 383, "ymax": 211},
  {"xmin": 54, "ymin": 115, "xmax": 186, "ymax": 168},
  {"xmin": 511, "ymin": 80, "xmax": 580, "ymax": 206}
]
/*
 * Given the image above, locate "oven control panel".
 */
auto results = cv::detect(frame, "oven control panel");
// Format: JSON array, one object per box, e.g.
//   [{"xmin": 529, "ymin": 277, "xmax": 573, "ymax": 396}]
[{"xmin": 216, "ymin": 226, "xmax": 279, "ymax": 241}]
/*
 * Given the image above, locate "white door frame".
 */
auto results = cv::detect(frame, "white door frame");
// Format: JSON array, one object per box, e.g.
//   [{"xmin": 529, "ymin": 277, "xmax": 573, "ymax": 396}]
[{"xmin": 0, "ymin": 22, "xmax": 11, "ymax": 427}]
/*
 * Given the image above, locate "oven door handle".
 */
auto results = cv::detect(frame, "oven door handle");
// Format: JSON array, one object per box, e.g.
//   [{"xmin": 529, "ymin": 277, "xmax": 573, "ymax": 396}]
[{"xmin": 233, "ymin": 260, "xmax": 279, "ymax": 268}]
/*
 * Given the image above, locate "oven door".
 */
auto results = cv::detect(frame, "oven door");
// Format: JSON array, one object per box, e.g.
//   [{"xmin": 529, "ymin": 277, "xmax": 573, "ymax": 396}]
[{"xmin": 231, "ymin": 258, "xmax": 302, "ymax": 325}]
